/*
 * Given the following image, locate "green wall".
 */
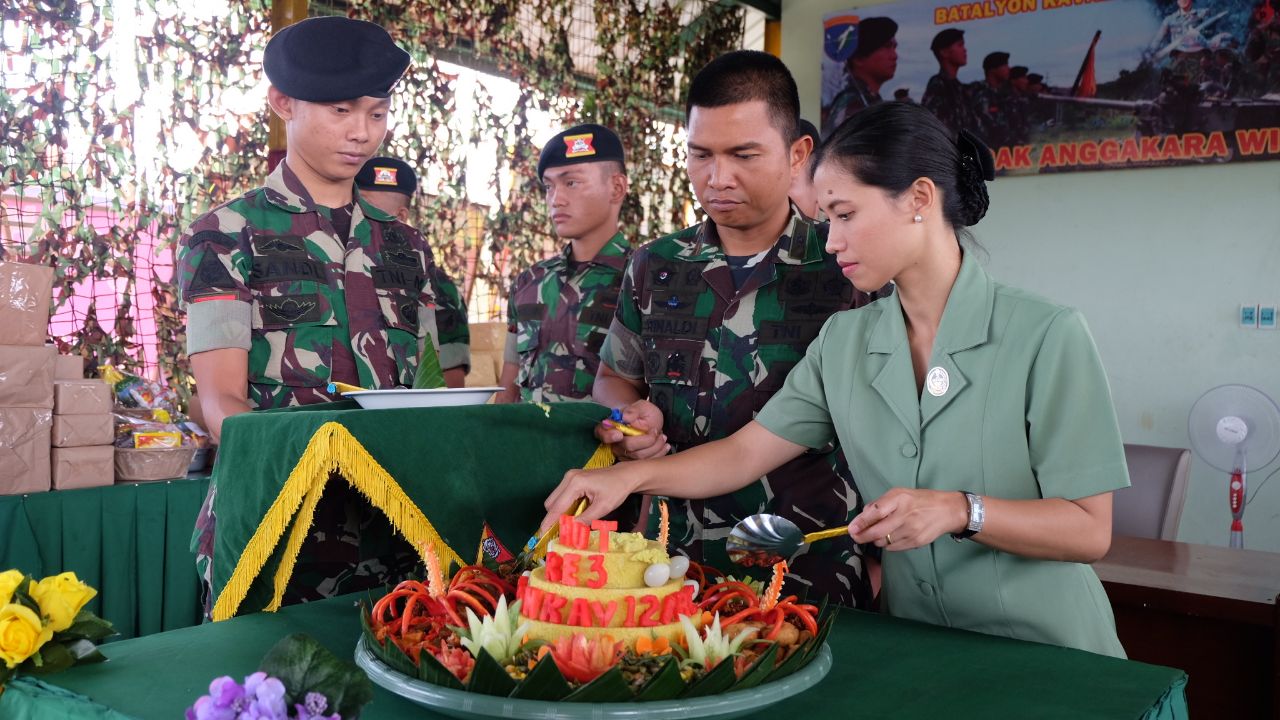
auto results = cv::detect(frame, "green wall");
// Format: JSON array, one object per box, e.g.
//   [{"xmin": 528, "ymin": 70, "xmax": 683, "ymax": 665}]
[{"xmin": 780, "ymin": 0, "xmax": 1280, "ymax": 550}]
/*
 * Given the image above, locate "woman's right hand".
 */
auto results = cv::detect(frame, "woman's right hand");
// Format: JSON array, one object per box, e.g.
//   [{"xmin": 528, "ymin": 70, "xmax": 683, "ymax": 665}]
[{"xmin": 539, "ymin": 462, "xmax": 649, "ymax": 534}]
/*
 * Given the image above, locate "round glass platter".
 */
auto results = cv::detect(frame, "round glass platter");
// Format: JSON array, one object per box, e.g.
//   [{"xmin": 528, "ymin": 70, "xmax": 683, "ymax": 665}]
[{"xmin": 355, "ymin": 636, "xmax": 832, "ymax": 720}]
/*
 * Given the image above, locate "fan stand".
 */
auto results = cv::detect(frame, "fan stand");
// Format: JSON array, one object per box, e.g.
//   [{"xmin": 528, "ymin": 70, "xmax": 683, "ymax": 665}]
[{"xmin": 1228, "ymin": 450, "xmax": 1245, "ymax": 549}]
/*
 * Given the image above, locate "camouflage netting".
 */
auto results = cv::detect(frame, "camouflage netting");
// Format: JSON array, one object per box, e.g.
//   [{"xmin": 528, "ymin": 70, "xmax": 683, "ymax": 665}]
[{"xmin": 0, "ymin": 0, "xmax": 744, "ymax": 406}]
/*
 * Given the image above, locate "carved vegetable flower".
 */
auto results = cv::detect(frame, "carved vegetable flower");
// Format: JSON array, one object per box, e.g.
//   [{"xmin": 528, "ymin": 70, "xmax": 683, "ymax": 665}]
[
  {"xmin": 538, "ymin": 633, "xmax": 626, "ymax": 684},
  {"xmin": 454, "ymin": 596, "xmax": 528, "ymax": 666},
  {"xmin": 679, "ymin": 614, "xmax": 755, "ymax": 671}
]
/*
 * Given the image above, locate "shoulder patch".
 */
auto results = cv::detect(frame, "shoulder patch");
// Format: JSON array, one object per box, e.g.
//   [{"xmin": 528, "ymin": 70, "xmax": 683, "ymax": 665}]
[
  {"xmin": 188, "ymin": 229, "xmax": 238, "ymax": 249},
  {"xmin": 187, "ymin": 252, "xmax": 237, "ymax": 296}
]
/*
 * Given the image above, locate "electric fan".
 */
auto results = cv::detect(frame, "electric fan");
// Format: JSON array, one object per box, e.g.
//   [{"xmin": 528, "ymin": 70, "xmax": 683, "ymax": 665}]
[{"xmin": 1187, "ymin": 384, "xmax": 1280, "ymax": 549}]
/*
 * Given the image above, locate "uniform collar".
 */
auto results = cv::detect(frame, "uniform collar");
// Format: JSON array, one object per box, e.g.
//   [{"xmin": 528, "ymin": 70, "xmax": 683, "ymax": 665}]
[
  {"xmin": 867, "ymin": 250, "xmax": 994, "ymax": 355},
  {"xmin": 262, "ymin": 161, "xmax": 392, "ymax": 220},
  {"xmin": 680, "ymin": 206, "xmax": 823, "ymax": 265},
  {"xmin": 553, "ymin": 231, "xmax": 631, "ymax": 272}
]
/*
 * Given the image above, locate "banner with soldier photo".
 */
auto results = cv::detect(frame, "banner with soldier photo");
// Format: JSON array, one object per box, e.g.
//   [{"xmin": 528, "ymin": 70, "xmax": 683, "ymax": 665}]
[{"xmin": 821, "ymin": 0, "xmax": 1280, "ymax": 175}]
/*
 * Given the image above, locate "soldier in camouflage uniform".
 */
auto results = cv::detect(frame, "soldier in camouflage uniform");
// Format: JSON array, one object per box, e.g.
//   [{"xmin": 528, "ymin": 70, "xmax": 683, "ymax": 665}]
[
  {"xmin": 356, "ymin": 155, "xmax": 470, "ymax": 388},
  {"xmin": 180, "ymin": 17, "xmax": 466, "ymax": 613},
  {"xmin": 585, "ymin": 52, "xmax": 881, "ymax": 608},
  {"xmin": 822, "ymin": 17, "xmax": 898, "ymax": 137},
  {"xmin": 495, "ymin": 124, "xmax": 631, "ymax": 404},
  {"xmin": 970, "ymin": 52, "xmax": 1014, "ymax": 151},
  {"xmin": 922, "ymin": 28, "xmax": 978, "ymax": 137}
]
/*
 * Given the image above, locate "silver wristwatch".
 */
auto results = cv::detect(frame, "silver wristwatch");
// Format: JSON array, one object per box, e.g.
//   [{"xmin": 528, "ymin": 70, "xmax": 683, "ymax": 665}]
[{"xmin": 952, "ymin": 491, "xmax": 984, "ymax": 541}]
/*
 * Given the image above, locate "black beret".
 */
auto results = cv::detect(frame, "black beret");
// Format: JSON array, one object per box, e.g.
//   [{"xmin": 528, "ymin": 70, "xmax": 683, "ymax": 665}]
[
  {"xmin": 1010, "ymin": 66, "xmax": 1029, "ymax": 79},
  {"xmin": 1027, "ymin": 73, "xmax": 1044, "ymax": 84},
  {"xmin": 983, "ymin": 51, "xmax": 1011, "ymax": 72},
  {"xmin": 264, "ymin": 17, "xmax": 411, "ymax": 102},
  {"xmin": 930, "ymin": 28, "xmax": 964, "ymax": 53},
  {"xmin": 356, "ymin": 156, "xmax": 417, "ymax": 196},
  {"xmin": 853, "ymin": 17, "xmax": 898, "ymax": 59},
  {"xmin": 537, "ymin": 124, "xmax": 626, "ymax": 179}
]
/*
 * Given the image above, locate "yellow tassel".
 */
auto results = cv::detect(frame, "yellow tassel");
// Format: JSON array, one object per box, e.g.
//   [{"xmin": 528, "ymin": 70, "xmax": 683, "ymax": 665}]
[
  {"xmin": 212, "ymin": 422, "xmax": 466, "ymax": 621},
  {"xmin": 211, "ymin": 425, "xmax": 337, "ymax": 622}
]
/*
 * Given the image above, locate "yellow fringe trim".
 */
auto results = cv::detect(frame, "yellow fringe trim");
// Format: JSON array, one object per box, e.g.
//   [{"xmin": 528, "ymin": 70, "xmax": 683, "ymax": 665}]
[
  {"xmin": 212, "ymin": 425, "xmax": 616, "ymax": 622},
  {"xmin": 212, "ymin": 422, "xmax": 465, "ymax": 621}
]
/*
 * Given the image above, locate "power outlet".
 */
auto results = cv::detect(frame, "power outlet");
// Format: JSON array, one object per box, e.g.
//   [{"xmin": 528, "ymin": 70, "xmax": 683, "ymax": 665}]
[
  {"xmin": 1260, "ymin": 305, "xmax": 1277, "ymax": 330},
  {"xmin": 1241, "ymin": 304, "xmax": 1259, "ymax": 328}
]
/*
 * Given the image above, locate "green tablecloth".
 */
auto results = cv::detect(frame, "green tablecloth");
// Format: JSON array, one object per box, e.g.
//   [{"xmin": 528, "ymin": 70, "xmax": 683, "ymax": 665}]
[
  {"xmin": 0, "ymin": 592, "xmax": 1188, "ymax": 719},
  {"xmin": 210, "ymin": 401, "xmax": 609, "ymax": 614},
  {"xmin": 0, "ymin": 478, "xmax": 210, "ymax": 641}
]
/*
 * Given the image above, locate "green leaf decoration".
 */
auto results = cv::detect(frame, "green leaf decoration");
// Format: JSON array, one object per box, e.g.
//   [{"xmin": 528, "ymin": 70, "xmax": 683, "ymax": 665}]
[
  {"xmin": 632, "ymin": 657, "xmax": 686, "ymax": 702},
  {"xmin": 63, "ymin": 639, "xmax": 106, "ymax": 665},
  {"xmin": 26, "ymin": 640, "xmax": 77, "ymax": 675},
  {"xmin": 412, "ymin": 340, "xmax": 445, "ymax": 389},
  {"xmin": 61, "ymin": 610, "xmax": 115, "ymax": 643},
  {"xmin": 259, "ymin": 633, "xmax": 374, "ymax": 720},
  {"xmin": 729, "ymin": 643, "xmax": 778, "ymax": 692},
  {"xmin": 766, "ymin": 640, "xmax": 812, "ymax": 681},
  {"xmin": 562, "ymin": 665, "xmax": 633, "ymax": 703},
  {"xmin": 508, "ymin": 654, "xmax": 572, "ymax": 701},
  {"xmin": 680, "ymin": 657, "xmax": 738, "ymax": 699},
  {"xmin": 466, "ymin": 649, "xmax": 518, "ymax": 697}
]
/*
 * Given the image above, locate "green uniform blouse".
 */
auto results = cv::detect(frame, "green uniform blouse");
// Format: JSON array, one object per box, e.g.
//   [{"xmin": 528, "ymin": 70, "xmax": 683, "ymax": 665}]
[{"xmin": 756, "ymin": 252, "xmax": 1129, "ymax": 658}]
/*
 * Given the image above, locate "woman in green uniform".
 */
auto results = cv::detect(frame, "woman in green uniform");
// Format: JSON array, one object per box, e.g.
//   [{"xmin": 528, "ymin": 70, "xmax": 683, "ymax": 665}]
[{"xmin": 542, "ymin": 102, "xmax": 1128, "ymax": 658}]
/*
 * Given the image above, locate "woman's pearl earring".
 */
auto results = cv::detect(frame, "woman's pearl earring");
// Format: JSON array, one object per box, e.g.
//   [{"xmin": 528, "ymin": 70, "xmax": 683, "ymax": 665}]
[{"xmin": 913, "ymin": 214, "xmax": 923, "ymax": 223}]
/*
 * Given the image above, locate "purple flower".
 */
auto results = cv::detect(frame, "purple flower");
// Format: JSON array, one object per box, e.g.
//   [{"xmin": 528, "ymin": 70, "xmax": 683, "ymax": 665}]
[
  {"xmin": 294, "ymin": 691, "xmax": 340, "ymax": 720},
  {"xmin": 184, "ymin": 676, "xmax": 246, "ymax": 720},
  {"xmin": 187, "ymin": 671, "xmax": 339, "ymax": 720}
]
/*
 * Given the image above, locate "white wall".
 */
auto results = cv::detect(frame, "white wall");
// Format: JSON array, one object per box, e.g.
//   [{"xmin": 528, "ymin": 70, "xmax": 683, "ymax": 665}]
[{"xmin": 781, "ymin": 0, "xmax": 1280, "ymax": 550}]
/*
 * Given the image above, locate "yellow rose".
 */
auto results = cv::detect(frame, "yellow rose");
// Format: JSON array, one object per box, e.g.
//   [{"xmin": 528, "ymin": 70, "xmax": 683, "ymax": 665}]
[
  {"xmin": 0, "ymin": 604, "xmax": 52, "ymax": 669},
  {"xmin": 30, "ymin": 572, "xmax": 97, "ymax": 633},
  {"xmin": 0, "ymin": 570, "xmax": 24, "ymax": 607}
]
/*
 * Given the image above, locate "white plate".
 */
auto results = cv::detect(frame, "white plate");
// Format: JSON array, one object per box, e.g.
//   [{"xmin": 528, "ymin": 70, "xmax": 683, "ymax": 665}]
[{"xmin": 344, "ymin": 387, "xmax": 501, "ymax": 409}]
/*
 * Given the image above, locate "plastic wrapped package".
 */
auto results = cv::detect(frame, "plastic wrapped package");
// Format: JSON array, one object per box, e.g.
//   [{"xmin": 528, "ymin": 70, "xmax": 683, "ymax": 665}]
[
  {"xmin": 52, "ymin": 413, "xmax": 114, "ymax": 448},
  {"xmin": 0, "ymin": 261, "xmax": 54, "ymax": 346},
  {"xmin": 114, "ymin": 447, "xmax": 196, "ymax": 482},
  {"xmin": 52, "ymin": 445, "xmax": 114, "ymax": 490},
  {"xmin": 0, "ymin": 345, "xmax": 55, "ymax": 408},
  {"xmin": 54, "ymin": 354, "xmax": 84, "ymax": 380},
  {"xmin": 53, "ymin": 380, "xmax": 113, "ymax": 415},
  {"xmin": 0, "ymin": 407, "xmax": 52, "ymax": 495}
]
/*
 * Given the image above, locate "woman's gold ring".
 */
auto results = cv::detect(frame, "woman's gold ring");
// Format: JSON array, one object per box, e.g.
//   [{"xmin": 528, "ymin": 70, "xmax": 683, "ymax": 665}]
[{"xmin": 885, "ymin": 533, "xmax": 893, "ymax": 545}]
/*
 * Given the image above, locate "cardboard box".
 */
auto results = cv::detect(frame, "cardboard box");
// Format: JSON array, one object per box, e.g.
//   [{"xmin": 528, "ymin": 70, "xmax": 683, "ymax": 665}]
[
  {"xmin": 54, "ymin": 353, "xmax": 84, "ymax": 380},
  {"xmin": 0, "ymin": 407, "xmax": 52, "ymax": 495},
  {"xmin": 51, "ymin": 445, "xmax": 114, "ymax": 490},
  {"xmin": 0, "ymin": 345, "xmax": 55, "ymax": 408},
  {"xmin": 52, "ymin": 413, "xmax": 114, "ymax": 448},
  {"xmin": 53, "ymin": 380, "xmax": 113, "ymax": 416},
  {"xmin": 0, "ymin": 261, "xmax": 54, "ymax": 346}
]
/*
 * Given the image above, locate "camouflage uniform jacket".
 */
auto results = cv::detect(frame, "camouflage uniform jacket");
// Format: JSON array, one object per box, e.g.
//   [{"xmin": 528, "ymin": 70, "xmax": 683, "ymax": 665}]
[
  {"xmin": 823, "ymin": 74, "xmax": 881, "ymax": 137},
  {"xmin": 506, "ymin": 232, "xmax": 631, "ymax": 402},
  {"xmin": 969, "ymin": 80, "xmax": 1015, "ymax": 150},
  {"xmin": 599, "ymin": 210, "xmax": 881, "ymax": 607},
  {"xmin": 178, "ymin": 160, "xmax": 468, "ymax": 611},
  {"xmin": 177, "ymin": 160, "xmax": 469, "ymax": 409},
  {"xmin": 430, "ymin": 264, "xmax": 470, "ymax": 371},
  {"xmin": 922, "ymin": 73, "xmax": 978, "ymax": 136}
]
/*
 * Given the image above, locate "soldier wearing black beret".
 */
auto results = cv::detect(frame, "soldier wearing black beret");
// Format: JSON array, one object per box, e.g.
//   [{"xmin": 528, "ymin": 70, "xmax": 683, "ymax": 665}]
[
  {"xmin": 922, "ymin": 27, "xmax": 977, "ymax": 136},
  {"xmin": 179, "ymin": 16, "xmax": 462, "ymax": 617},
  {"xmin": 971, "ymin": 52, "xmax": 1016, "ymax": 148},
  {"xmin": 357, "ymin": 155, "xmax": 472, "ymax": 390},
  {"xmin": 823, "ymin": 17, "xmax": 899, "ymax": 136},
  {"xmin": 496, "ymin": 123, "xmax": 632, "ymax": 405}
]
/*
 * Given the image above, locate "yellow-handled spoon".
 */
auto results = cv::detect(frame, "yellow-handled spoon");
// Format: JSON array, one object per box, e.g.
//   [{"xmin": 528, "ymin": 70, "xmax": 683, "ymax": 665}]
[
  {"xmin": 327, "ymin": 381, "xmax": 367, "ymax": 395},
  {"xmin": 725, "ymin": 513, "xmax": 850, "ymax": 567}
]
